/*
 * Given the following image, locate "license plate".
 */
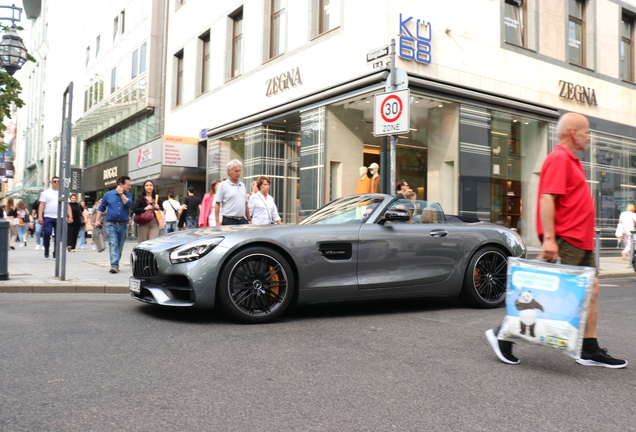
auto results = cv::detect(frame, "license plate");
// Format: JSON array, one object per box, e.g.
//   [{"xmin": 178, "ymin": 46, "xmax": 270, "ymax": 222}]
[{"xmin": 129, "ymin": 278, "xmax": 142, "ymax": 294}]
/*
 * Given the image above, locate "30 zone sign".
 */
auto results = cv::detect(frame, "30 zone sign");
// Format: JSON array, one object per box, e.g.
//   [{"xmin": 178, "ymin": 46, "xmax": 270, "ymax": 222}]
[{"xmin": 373, "ymin": 89, "xmax": 410, "ymax": 136}]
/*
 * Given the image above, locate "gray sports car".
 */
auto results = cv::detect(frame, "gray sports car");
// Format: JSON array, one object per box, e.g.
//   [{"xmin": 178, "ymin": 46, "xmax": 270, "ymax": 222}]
[{"xmin": 129, "ymin": 194, "xmax": 526, "ymax": 323}]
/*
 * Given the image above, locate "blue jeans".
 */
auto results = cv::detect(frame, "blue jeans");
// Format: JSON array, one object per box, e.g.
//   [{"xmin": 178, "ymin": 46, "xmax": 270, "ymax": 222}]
[
  {"xmin": 42, "ymin": 217, "xmax": 57, "ymax": 253},
  {"xmin": 17, "ymin": 225, "xmax": 27, "ymax": 243},
  {"xmin": 186, "ymin": 216, "xmax": 197, "ymax": 229},
  {"xmin": 34, "ymin": 220, "xmax": 42, "ymax": 246},
  {"xmin": 165, "ymin": 221, "xmax": 176, "ymax": 233},
  {"xmin": 79, "ymin": 226, "xmax": 85, "ymax": 248},
  {"xmin": 106, "ymin": 222, "xmax": 128, "ymax": 268}
]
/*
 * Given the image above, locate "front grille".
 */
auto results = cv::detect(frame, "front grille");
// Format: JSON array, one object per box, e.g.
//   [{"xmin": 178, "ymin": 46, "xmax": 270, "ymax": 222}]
[{"xmin": 132, "ymin": 249, "xmax": 159, "ymax": 277}]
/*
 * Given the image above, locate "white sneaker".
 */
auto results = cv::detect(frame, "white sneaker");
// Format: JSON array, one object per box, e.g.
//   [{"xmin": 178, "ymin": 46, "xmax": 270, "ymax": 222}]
[
  {"xmin": 34, "ymin": 245, "xmax": 40, "ymax": 250},
  {"xmin": 92, "ymin": 244, "xmax": 97, "ymax": 250}
]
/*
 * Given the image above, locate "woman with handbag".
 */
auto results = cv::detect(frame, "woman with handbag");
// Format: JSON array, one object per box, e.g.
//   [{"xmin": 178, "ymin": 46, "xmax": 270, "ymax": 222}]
[
  {"xmin": 133, "ymin": 180, "xmax": 161, "ymax": 243},
  {"xmin": 199, "ymin": 180, "xmax": 221, "ymax": 227},
  {"xmin": 5, "ymin": 198, "xmax": 18, "ymax": 250},
  {"xmin": 248, "ymin": 176, "xmax": 282, "ymax": 225},
  {"xmin": 617, "ymin": 203, "xmax": 636, "ymax": 260}
]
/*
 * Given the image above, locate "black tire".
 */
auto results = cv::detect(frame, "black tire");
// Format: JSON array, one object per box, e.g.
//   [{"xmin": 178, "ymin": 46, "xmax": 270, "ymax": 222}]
[
  {"xmin": 217, "ymin": 247, "xmax": 295, "ymax": 324},
  {"xmin": 460, "ymin": 246, "xmax": 508, "ymax": 308}
]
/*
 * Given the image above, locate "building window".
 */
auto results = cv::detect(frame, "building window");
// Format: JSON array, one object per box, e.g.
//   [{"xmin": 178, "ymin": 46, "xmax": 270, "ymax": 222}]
[
  {"xmin": 113, "ymin": 15, "xmax": 119, "ymax": 41},
  {"xmin": 568, "ymin": 0, "xmax": 585, "ymax": 66},
  {"xmin": 96, "ymin": 35, "xmax": 100, "ymax": 57},
  {"xmin": 200, "ymin": 32, "xmax": 210, "ymax": 93},
  {"xmin": 231, "ymin": 8, "xmax": 243, "ymax": 78},
  {"xmin": 111, "ymin": 67, "xmax": 117, "ymax": 93},
  {"xmin": 175, "ymin": 0, "xmax": 185, "ymax": 8},
  {"xmin": 132, "ymin": 49, "xmax": 139, "ymax": 78},
  {"xmin": 86, "ymin": 46, "xmax": 90, "ymax": 67},
  {"xmin": 621, "ymin": 13, "xmax": 634, "ymax": 82},
  {"xmin": 120, "ymin": 10, "xmax": 126, "ymax": 34},
  {"xmin": 175, "ymin": 50, "xmax": 184, "ymax": 106},
  {"xmin": 140, "ymin": 43, "xmax": 147, "ymax": 74},
  {"xmin": 318, "ymin": 0, "xmax": 340, "ymax": 34},
  {"xmin": 504, "ymin": 0, "xmax": 526, "ymax": 46},
  {"xmin": 270, "ymin": 0, "xmax": 286, "ymax": 59}
]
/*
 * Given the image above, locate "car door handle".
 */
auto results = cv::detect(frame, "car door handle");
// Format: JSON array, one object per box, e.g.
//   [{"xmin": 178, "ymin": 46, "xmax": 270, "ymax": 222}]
[{"xmin": 429, "ymin": 229, "xmax": 448, "ymax": 237}]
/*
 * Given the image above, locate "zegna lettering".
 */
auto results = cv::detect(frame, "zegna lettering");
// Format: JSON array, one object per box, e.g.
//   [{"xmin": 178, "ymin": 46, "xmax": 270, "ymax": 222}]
[
  {"xmin": 558, "ymin": 80, "xmax": 598, "ymax": 106},
  {"xmin": 266, "ymin": 67, "xmax": 302, "ymax": 97},
  {"xmin": 103, "ymin": 166, "xmax": 118, "ymax": 180}
]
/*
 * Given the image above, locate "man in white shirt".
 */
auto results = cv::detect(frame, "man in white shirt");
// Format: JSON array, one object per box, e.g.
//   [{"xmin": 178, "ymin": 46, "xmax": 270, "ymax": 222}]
[
  {"xmin": 38, "ymin": 176, "xmax": 73, "ymax": 259},
  {"xmin": 214, "ymin": 159, "xmax": 250, "ymax": 226},
  {"xmin": 162, "ymin": 193, "xmax": 183, "ymax": 233}
]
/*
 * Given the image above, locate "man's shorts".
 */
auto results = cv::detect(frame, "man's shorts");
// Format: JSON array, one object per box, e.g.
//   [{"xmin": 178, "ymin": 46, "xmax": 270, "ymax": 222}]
[{"xmin": 556, "ymin": 237, "xmax": 596, "ymax": 269}]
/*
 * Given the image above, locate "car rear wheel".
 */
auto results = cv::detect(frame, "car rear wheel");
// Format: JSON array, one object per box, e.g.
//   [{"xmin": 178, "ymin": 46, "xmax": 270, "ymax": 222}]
[
  {"xmin": 217, "ymin": 247, "xmax": 294, "ymax": 324},
  {"xmin": 460, "ymin": 246, "xmax": 508, "ymax": 308}
]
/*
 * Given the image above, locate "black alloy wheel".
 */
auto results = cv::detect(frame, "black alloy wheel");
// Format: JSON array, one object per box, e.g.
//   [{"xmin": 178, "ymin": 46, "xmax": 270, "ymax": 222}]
[
  {"xmin": 460, "ymin": 246, "xmax": 508, "ymax": 308},
  {"xmin": 218, "ymin": 247, "xmax": 294, "ymax": 323}
]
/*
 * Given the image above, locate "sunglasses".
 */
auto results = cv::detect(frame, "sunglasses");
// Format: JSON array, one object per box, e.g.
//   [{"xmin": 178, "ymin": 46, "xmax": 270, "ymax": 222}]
[{"xmin": 52, "ymin": 180, "xmax": 59, "ymax": 183}]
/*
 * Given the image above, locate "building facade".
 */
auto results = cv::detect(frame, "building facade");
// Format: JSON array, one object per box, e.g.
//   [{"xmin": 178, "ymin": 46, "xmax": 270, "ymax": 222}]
[{"xmin": 164, "ymin": 0, "xmax": 636, "ymax": 248}]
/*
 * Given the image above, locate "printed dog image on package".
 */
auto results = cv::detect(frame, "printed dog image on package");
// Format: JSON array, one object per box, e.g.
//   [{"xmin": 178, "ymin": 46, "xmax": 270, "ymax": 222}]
[{"xmin": 498, "ymin": 257, "xmax": 595, "ymax": 359}]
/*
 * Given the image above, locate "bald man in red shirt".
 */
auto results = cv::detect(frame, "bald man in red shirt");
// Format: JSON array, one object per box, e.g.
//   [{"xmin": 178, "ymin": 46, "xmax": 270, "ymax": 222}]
[{"xmin": 486, "ymin": 113, "xmax": 627, "ymax": 369}]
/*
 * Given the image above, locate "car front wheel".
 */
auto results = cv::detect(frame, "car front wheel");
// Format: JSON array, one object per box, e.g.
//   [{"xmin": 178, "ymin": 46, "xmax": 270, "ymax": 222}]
[
  {"xmin": 217, "ymin": 247, "xmax": 294, "ymax": 323},
  {"xmin": 460, "ymin": 246, "xmax": 508, "ymax": 308}
]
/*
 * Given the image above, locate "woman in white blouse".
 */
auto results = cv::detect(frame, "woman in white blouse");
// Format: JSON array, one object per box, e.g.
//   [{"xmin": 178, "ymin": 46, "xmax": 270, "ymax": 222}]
[{"xmin": 248, "ymin": 176, "xmax": 282, "ymax": 225}]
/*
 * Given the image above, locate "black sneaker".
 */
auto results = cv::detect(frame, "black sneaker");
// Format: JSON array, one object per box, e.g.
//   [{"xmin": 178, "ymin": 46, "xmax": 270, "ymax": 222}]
[
  {"xmin": 44, "ymin": 250, "xmax": 49, "ymax": 259},
  {"xmin": 576, "ymin": 348, "xmax": 627, "ymax": 369},
  {"xmin": 485, "ymin": 328, "xmax": 520, "ymax": 365}
]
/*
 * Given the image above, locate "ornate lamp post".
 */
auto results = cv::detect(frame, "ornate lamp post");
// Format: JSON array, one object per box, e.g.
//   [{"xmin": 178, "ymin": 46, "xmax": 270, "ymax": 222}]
[{"xmin": 0, "ymin": 4, "xmax": 28, "ymax": 76}]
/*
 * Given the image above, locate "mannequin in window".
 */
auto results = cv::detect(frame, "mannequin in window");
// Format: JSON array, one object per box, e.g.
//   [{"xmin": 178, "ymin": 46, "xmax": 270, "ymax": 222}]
[
  {"xmin": 355, "ymin": 166, "xmax": 371, "ymax": 194},
  {"xmin": 369, "ymin": 163, "xmax": 381, "ymax": 193}
]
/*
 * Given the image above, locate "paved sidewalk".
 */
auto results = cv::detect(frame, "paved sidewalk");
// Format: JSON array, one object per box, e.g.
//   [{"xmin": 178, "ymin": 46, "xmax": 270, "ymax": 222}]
[
  {"xmin": 0, "ymin": 239, "xmax": 136, "ymax": 294},
  {"xmin": 0, "ymin": 241, "xmax": 634, "ymax": 294}
]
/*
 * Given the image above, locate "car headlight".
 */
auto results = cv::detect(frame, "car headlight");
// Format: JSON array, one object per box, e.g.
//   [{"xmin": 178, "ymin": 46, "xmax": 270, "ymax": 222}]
[{"xmin": 169, "ymin": 237, "xmax": 224, "ymax": 264}]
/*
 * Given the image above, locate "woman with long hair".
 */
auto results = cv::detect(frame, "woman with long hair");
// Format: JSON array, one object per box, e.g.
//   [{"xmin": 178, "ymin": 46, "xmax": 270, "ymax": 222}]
[
  {"xmin": 16, "ymin": 200, "xmax": 29, "ymax": 246},
  {"xmin": 78, "ymin": 200, "xmax": 92, "ymax": 249},
  {"xmin": 5, "ymin": 198, "xmax": 18, "ymax": 250},
  {"xmin": 199, "ymin": 179, "xmax": 222, "ymax": 227},
  {"xmin": 133, "ymin": 180, "xmax": 161, "ymax": 243},
  {"xmin": 66, "ymin": 194, "xmax": 82, "ymax": 251},
  {"xmin": 248, "ymin": 176, "xmax": 282, "ymax": 225}
]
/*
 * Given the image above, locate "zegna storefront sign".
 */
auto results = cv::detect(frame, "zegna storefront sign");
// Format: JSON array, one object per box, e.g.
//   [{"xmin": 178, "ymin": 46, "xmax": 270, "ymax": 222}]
[
  {"xmin": 558, "ymin": 80, "xmax": 598, "ymax": 106},
  {"xmin": 265, "ymin": 67, "xmax": 302, "ymax": 97},
  {"xmin": 397, "ymin": 13, "xmax": 432, "ymax": 64}
]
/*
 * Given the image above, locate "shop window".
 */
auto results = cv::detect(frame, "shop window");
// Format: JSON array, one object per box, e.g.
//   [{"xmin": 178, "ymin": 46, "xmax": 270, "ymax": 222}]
[
  {"xmin": 568, "ymin": 0, "xmax": 585, "ymax": 66},
  {"xmin": 504, "ymin": 0, "xmax": 526, "ymax": 47},
  {"xmin": 269, "ymin": 0, "xmax": 286, "ymax": 59},
  {"xmin": 621, "ymin": 12, "xmax": 634, "ymax": 82},
  {"xmin": 230, "ymin": 8, "xmax": 244, "ymax": 78}
]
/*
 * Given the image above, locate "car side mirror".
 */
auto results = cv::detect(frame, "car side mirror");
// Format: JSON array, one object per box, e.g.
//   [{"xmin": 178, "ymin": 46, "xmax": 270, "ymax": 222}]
[{"xmin": 380, "ymin": 209, "xmax": 411, "ymax": 224}]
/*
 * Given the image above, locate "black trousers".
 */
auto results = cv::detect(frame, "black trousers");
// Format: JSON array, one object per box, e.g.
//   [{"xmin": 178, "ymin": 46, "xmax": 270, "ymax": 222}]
[
  {"xmin": 221, "ymin": 217, "xmax": 248, "ymax": 226},
  {"xmin": 67, "ymin": 223, "xmax": 81, "ymax": 249}
]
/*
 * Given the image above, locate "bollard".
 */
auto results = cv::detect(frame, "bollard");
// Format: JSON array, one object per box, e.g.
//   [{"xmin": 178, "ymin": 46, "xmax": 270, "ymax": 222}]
[
  {"xmin": 594, "ymin": 228, "xmax": 600, "ymax": 270},
  {"xmin": 0, "ymin": 219, "xmax": 9, "ymax": 280}
]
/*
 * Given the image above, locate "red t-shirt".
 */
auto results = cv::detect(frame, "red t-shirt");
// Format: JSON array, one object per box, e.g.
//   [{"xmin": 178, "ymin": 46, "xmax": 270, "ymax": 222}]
[{"xmin": 536, "ymin": 145, "xmax": 595, "ymax": 250}]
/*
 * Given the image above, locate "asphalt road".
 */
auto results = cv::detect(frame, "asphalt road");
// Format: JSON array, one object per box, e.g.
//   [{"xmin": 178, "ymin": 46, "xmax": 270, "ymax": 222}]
[{"xmin": 2, "ymin": 278, "xmax": 636, "ymax": 432}]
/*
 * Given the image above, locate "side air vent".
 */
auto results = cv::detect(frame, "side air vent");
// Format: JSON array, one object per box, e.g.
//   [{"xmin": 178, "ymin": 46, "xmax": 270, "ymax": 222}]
[{"xmin": 318, "ymin": 243, "xmax": 352, "ymax": 260}]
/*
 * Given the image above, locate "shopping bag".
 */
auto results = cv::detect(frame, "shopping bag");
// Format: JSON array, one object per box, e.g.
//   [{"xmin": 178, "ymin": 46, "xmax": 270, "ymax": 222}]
[
  {"xmin": 93, "ymin": 225, "xmax": 107, "ymax": 253},
  {"xmin": 498, "ymin": 257, "xmax": 595, "ymax": 359},
  {"xmin": 154, "ymin": 210, "xmax": 166, "ymax": 227}
]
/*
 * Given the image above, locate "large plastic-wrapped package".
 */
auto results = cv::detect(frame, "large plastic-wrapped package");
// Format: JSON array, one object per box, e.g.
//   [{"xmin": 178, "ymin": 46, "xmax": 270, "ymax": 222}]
[{"xmin": 498, "ymin": 257, "xmax": 595, "ymax": 359}]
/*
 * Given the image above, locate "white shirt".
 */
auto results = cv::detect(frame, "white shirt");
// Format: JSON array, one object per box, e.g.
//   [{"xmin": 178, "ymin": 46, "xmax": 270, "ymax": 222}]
[
  {"xmin": 248, "ymin": 192, "xmax": 281, "ymax": 225},
  {"xmin": 40, "ymin": 188, "xmax": 59, "ymax": 218},
  {"xmin": 163, "ymin": 199, "xmax": 181, "ymax": 222}
]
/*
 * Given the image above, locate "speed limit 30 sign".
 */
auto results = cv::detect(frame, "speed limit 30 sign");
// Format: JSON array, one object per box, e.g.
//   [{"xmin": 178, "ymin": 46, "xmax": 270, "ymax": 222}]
[{"xmin": 373, "ymin": 89, "xmax": 410, "ymax": 136}]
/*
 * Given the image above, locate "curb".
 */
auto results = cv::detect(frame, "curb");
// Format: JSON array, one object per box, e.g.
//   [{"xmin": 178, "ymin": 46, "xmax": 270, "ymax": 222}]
[{"xmin": 0, "ymin": 285, "xmax": 129, "ymax": 294}]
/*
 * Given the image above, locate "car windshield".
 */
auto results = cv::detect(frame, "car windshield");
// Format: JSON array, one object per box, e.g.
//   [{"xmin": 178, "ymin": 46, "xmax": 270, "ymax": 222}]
[{"xmin": 299, "ymin": 195, "xmax": 385, "ymax": 225}]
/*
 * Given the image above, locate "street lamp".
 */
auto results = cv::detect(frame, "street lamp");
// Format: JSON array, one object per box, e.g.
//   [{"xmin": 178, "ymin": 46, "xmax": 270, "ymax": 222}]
[{"xmin": 0, "ymin": 4, "xmax": 28, "ymax": 76}]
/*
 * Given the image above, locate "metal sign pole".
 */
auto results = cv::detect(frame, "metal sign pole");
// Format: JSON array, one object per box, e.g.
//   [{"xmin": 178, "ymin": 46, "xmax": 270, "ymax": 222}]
[
  {"xmin": 56, "ymin": 83, "xmax": 73, "ymax": 280},
  {"xmin": 389, "ymin": 38, "xmax": 397, "ymax": 195}
]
